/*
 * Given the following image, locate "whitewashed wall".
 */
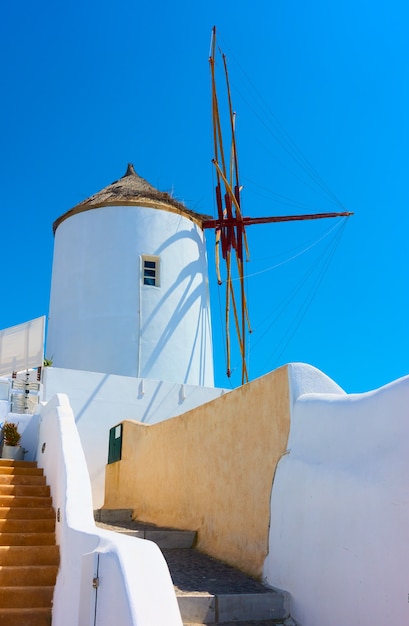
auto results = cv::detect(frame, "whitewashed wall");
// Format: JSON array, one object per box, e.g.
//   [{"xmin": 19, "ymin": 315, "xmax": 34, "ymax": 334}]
[
  {"xmin": 42, "ymin": 366, "xmax": 227, "ymax": 507},
  {"xmin": 264, "ymin": 363, "xmax": 409, "ymax": 626},
  {"xmin": 47, "ymin": 205, "xmax": 214, "ymax": 386},
  {"xmin": 37, "ymin": 393, "xmax": 182, "ymax": 626}
]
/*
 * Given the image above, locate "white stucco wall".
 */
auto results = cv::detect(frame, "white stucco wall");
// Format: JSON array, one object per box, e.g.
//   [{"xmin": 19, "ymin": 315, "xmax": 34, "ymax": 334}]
[
  {"xmin": 47, "ymin": 204, "xmax": 214, "ymax": 386},
  {"xmin": 42, "ymin": 366, "xmax": 227, "ymax": 507},
  {"xmin": 37, "ymin": 393, "xmax": 182, "ymax": 626},
  {"xmin": 264, "ymin": 364, "xmax": 409, "ymax": 626}
]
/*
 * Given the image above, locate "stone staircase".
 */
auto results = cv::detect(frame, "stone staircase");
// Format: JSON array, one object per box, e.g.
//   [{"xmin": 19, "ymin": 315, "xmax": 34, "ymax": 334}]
[
  {"xmin": 0, "ymin": 459, "xmax": 59, "ymax": 626},
  {"xmin": 95, "ymin": 510, "xmax": 297, "ymax": 626}
]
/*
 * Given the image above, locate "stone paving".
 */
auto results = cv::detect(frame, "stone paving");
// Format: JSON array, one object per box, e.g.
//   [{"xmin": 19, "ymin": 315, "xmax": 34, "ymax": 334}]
[
  {"xmin": 96, "ymin": 516, "xmax": 298, "ymax": 625},
  {"xmin": 98, "ymin": 520, "xmax": 276, "ymax": 596},
  {"xmin": 162, "ymin": 548, "xmax": 272, "ymax": 596}
]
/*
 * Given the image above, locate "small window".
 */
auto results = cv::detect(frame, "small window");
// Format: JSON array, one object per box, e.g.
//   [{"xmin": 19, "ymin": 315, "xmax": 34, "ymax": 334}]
[{"xmin": 142, "ymin": 256, "xmax": 160, "ymax": 287}]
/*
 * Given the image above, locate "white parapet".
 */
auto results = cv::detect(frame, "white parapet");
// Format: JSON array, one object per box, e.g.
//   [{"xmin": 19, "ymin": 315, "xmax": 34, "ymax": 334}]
[
  {"xmin": 37, "ymin": 393, "xmax": 182, "ymax": 626},
  {"xmin": 264, "ymin": 364, "xmax": 409, "ymax": 626}
]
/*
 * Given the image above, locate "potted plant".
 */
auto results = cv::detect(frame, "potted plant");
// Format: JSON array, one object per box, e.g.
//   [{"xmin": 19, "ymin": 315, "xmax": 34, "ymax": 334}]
[{"xmin": 2, "ymin": 422, "xmax": 24, "ymax": 460}]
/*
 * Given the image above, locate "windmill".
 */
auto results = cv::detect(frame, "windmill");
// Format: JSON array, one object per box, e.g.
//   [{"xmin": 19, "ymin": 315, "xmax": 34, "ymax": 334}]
[{"xmin": 204, "ymin": 27, "xmax": 353, "ymax": 385}]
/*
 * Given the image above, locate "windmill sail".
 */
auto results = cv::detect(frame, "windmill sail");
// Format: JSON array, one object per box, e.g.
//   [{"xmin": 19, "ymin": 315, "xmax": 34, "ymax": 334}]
[{"xmin": 205, "ymin": 27, "xmax": 353, "ymax": 385}]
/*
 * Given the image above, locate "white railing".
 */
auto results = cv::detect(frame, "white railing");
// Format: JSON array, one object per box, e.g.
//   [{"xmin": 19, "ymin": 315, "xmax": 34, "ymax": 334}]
[{"xmin": 37, "ymin": 393, "xmax": 182, "ymax": 626}]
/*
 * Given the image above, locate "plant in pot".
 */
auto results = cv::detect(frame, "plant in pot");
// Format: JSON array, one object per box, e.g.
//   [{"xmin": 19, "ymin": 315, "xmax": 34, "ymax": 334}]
[{"xmin": 2, "ymin": 422, "xmax": 24, "ymax": 461}]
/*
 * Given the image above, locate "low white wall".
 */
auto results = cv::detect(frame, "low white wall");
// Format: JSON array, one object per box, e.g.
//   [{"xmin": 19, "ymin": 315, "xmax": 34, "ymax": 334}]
[
  {"xmin": 0, "ymin": 376, "xmax": 41, "ymax": 462},
  {"xmin": 264, "ymin": 364, "xmax": 409, "ymax": 625},
  {"xmin": 37, "ymin": 393, "xmax": 182, "ymax": 626},
  {"xmin": 0, "ymin": 409, "xmax": 40, "ymax": 462},
  {"xmin": 42, "ymin": 367, "xmax": 226, "ymax": 507}
]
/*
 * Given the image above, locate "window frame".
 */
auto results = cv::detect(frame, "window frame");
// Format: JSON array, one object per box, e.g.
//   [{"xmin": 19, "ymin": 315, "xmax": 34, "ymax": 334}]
[{"xmin": 141, "ymin": 255, "xmax": 160, "ymax": 287}]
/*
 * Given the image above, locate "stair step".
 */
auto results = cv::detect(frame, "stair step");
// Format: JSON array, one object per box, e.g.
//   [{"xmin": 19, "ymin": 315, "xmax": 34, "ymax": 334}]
[
  {"xmin": 0, "ymin": 518, "xmax": 55, "ymax": 533},
  {"xmin": 0, "ymin": 532, "xmax": 55, "ymax": 546},
  {"xmin": 0, "ymin": 461, "xmax": 59, "ymax": 623},
  {"xmin": 0, "ymin": 484, "xmax": 50, "ymax": 497},
  {"xmin": 95, "ymin": 511, "xmax": 197, "ymax": 549},
  {"xmin": 0, "ymin": 506, "xmax": 55, "ymax": 520},
  {"xmin": 0, "ymin": 545, "xmax": 59, "ymax": 566},
  {"xmin": 126, "ymin": 528, "xmax": 196, "ymax": 549},
  {"xmin": 0, "ymin": 608, "xmax": 52, "ymax": 626},
  {"xmin": 164, "ymin": 549, "xmax": 289, "ymax": 625},
  {"xmin": 178, "ymin": 591, "xmax": 289, "ymax": 624},
  {"xmin": 0, "ymin": 495, "xmax": 52, "ymax": 508},
  {"xmin": 0, "ymin": 586, "xmax": 54, "ymax": 608},
  {"xmin": 94, "ymin": 512, "xmax": 294, "ymax": 625},
  {"xmin": 0, "ymin": 467, "xmax": 44, "ymax": 476},
  {"xmin": 96, "ymin": 520, "xmax": 196, "ymax": 549},
  {"xmin": 0, "ymin": 474, "xmax": 46, "ymax": 486},
  {"xmin": 94, "ymin": 508, "xmax": 133, "ymax": 523},
  {"xmin": 0, "ymin": 565, "xmax": 58, "ymax": 586},
  {"xmin": 0, "ymin": 461, "xmax": 38, "ymax": 469}
]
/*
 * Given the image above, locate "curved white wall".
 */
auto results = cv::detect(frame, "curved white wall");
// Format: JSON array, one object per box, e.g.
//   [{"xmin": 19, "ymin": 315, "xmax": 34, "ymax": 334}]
[
  {"xmin": 264, "ymin": 365, "xmax": 409, "ymax": 626},
  {"xmin": 37, "ymin": 393, "xmax": 182, "ymax": 626},
  {"xmin": 47, "ymin": 205, "xmax": 214, "ymax": 386}
]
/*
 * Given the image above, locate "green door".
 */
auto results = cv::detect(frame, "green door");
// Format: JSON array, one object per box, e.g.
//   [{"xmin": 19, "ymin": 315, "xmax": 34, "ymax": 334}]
[{"xmin": 108, "ymin": 424, "xmax": 122, "ymax": 464}]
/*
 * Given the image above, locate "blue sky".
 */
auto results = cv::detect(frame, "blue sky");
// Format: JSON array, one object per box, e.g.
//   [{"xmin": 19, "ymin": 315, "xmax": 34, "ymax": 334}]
[{"xmin": 1, "ymin": 0, "xmax": 408, "ymax": 393}]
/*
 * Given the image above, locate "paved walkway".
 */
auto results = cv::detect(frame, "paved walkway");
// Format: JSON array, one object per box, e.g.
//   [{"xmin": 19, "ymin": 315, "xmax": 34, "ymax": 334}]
[
  {"xmin": 96, "ymin": 518, "xmax": 298, "ymax": 625},
  {"xmin": 162, "ymin": 548, "xmax": 272, "ymax": 596},
  {"xmin": 98, "ymin": 520, "xmax": 272, "ymax": 595}
]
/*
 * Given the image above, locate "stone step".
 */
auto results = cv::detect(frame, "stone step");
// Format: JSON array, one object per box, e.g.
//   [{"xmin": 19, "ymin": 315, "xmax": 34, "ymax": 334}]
[
  {"xmin": 178, "ymin": 592, "xmax": 289, "ymax": 624},
  {"xmin": 0, "ymin": 586, "xmax": 54, "ymax": 608},
  {"xmin": 0, "ymin": 607, "xmax": 52, "ymax": 626},
  {"xmin": 0, "ymin": 474, "xmax": 46, "ymax": 486},
  {"xmin": 95, "ymin": 510, "xmax": 196, "ymax": 549},
  {"xmin": 164, "ymin": 549, "xmax": 289, "ymax": 625},
  {"xmin": 96, "ymin": 522, "xmax": 196, "ymax": 549},
  {"xmin": 0, "ymin": 565, "xmax": 59, "ymax": 586},
  {"xmin": 94, "ymin": 511, "xmax": 291, "ymax": 625},
  {"xmin": 0, "ymin": 518, "xmax": 55, "ymax": 533},
  {"xmin": 0, "ymin": 506, "xmax": 55, "ymax": 520},
  {"xmin": 0, "ymin": 484, "xmax": 50, "ymax": 497},
  {"xmin": 0, "ymin": 532, "xmax": 55, "ymax": 546},
  {"xmin": 94, "ymin": 508, "xmax": 133, "ymax": 523},
  {"xmin": 0, "ymin": 466, "xmax": 44, "ymax": 476},
  {"xmin": 0, "ymin": 545, "xmax": 59, "ymax": 566},
  {"xmin": 0, "ymin": 461, "xmax": 59, "ymax": 622},
  {"xmin": 126, "ymin": 528, "xmax": 196, "ymax": 549},
  {"xmin": 0, "ymin": 495, "xmax": 52, "ymax": 508},
  {"xmin": 0, "ymin": 461, "xmax": 38, "ymax": 469}
]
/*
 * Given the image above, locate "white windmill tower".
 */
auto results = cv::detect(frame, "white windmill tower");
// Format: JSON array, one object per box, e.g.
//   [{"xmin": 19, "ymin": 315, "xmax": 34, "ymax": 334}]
[{"xmin": 46, "ymin": 164, "xmax": 214, "ymax": 386}]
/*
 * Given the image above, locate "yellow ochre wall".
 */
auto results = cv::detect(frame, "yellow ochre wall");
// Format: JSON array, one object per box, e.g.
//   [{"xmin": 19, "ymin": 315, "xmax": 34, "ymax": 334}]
[{"xmin": 104, "ymin": 366, "xmax": 291, "ymax": 578}]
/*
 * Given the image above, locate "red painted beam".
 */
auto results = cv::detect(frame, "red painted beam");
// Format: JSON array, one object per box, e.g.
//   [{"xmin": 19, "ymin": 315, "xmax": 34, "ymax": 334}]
[{"xmin": 202, "ymin": 211, "xmax": 353, "ymax": 230}]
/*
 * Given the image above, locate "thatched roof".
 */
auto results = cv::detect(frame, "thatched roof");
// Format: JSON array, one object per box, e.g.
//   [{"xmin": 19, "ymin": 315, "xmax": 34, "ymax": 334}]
[{"xmin": 53, "ymin": 164, "xmax": 210, "ymax": 234}]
